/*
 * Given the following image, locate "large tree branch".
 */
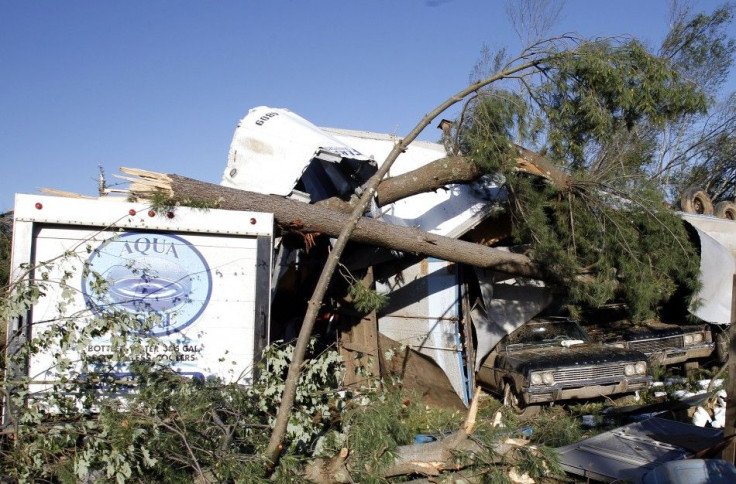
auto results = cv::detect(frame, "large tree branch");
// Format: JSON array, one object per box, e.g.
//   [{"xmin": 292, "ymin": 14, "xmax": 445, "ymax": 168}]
[{"xmin": 316, "ymin": 145, "xmax": 570, "ymax": 213}]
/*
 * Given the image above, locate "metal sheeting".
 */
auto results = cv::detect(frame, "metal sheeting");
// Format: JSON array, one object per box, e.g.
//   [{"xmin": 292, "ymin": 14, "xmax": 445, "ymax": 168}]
[
  {"xmin": 222, "ymin": 107, "xmax": 372, "ymax": 197},
  {"xmin": 376, "ymin": 258, "xmax": 472, "ymax": 405},
  {"xmin": 471, "ymin": 268, "xmax": 551, "ymax": 367},
  {"xmin": 557, "ymin": 417, "xmax": 723, "ymax": 483}
]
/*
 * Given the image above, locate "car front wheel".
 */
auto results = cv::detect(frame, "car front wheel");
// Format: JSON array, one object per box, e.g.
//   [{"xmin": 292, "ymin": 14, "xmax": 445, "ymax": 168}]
[{"xmin": 503, "ymin": 381, "xmax": 540, "ymax": 418}]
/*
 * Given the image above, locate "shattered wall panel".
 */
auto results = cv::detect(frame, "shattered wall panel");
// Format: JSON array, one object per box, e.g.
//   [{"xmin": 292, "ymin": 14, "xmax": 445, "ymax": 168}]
[{"xmin": 471, "ymin": 268, "xmax": 552, "ymax": 367}]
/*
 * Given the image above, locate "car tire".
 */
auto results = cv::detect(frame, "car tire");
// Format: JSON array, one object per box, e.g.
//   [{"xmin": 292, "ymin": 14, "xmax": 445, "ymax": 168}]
[
  {"xmin": 680, "ymin": 187, "xmax": 714, "ymax": 215},
  {"xmin": 503, "ymin": 381, "xmax": 540, "ymax": 418},
  {"xmin": 715, "ymin": 331, "xmax": 729, "ymax": 364},
  {"xmin": 715, "ymin": 201, "xmax": 736, "ymax": 220}
]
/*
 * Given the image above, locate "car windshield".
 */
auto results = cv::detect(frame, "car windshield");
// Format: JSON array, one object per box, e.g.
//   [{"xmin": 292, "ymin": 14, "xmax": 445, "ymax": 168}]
[{"xmin": 504, "ymin": 319, "xmax": 589, "ymax": 350}]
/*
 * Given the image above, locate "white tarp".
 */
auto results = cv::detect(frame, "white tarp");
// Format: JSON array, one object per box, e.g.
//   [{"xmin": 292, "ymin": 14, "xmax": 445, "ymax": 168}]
[{"xmin": 682, "ymin": 216, "xmax": 736, "ymax": 325}]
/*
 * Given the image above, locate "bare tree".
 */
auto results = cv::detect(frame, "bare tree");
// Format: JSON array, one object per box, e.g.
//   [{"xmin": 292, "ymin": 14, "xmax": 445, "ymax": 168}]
[{"xmin": 506, "ymin": 0, "xmax": 565, "ymax": 47}]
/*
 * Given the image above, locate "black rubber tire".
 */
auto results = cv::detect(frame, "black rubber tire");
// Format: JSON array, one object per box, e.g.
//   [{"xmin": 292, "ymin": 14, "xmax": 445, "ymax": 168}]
[
  {"xmin": 680, "ymin": 187, "xmax": 714, "ymax": 215},
  {"xmin": 503, "ymin": 381, "xmax": 540, "ymax": 418},
  {"xmin": 714, "ymin": 201, "xmax": 736, "ymax": 220}
]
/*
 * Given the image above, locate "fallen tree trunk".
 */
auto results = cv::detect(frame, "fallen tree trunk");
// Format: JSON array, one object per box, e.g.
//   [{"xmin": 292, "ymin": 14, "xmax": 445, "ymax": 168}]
[{"xmin": 119, "ymin": 168, "xmax": 539, "ymax": 278}]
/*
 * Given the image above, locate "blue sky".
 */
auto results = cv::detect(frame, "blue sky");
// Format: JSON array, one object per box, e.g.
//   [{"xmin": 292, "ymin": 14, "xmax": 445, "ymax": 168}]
[{"xmin": 1, "ymin": 1, "xmax": 733, "ymax": 213}]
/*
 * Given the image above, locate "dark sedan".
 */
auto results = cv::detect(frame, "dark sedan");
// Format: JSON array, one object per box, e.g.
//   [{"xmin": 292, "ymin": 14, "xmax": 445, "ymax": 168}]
[
  {"xmin": 477, "ymin": 318, "xmax": 651, "ymax": 416},
  {"xmin": 601, "ymin": 323, "xmax": 715, "ymax": 368}
]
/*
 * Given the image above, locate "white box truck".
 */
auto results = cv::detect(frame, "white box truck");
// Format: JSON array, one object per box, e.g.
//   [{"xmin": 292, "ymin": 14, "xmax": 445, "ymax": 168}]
[{"xmin": 4, "ymin": 194, "xmax": 273, "ymax": 421}]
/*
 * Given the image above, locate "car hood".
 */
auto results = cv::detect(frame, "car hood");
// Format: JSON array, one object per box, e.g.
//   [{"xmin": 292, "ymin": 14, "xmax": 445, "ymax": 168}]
[{"xmin": 498, "ymin": 344, "xmax": 646, "ymax": 373}]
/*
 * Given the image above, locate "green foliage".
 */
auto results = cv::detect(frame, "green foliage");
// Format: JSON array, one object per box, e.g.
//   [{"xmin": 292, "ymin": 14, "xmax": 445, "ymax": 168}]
[
  {"xmin": 145, "ymin": 191, "xmax": 222, "ymax": 213},
  {"xmin": 0, "ymin": 211, "xmax": 10, "ymax": 289},
  {"xmin": 500, "ymin": 164, "xmax": 701, "ymax": 321},
  {"xmin": 661, "ymin": 4, "xmax": 736, "ymax": 97},
  {"xmin": 339, "ymin": 388, "xmax": 416, "ymax": 481},
  {"xmin": 540, "ymin": 39, "xmax": 708, "ymax": 169},
  {"xmin": 462, "ymin": 36, "xmax": 706, "ymax": 322},
  {"xmin": 256, "ymin": 339, "xmax": 345, "ymax": 453},
  {"xmin": 348, "ymin": 281, "xmax": 390, "ymax": 314},
  {"xmin": 526, "ymin": 406, "xmax": 587, "ymax": 448},
  {"xmin": 515, "ymin": 444, "xmax": 565, "ymax": 479},
  {"xmin": 481, "ymin": 468, "xmax": 513, "ymax": 484},
  {"xmin": 0, "ymin": 245, "xmax": 346, "ymax": 482},
  {"xmin": 460, "ymin": 90, "xmax": 529, "ymax": 173}
]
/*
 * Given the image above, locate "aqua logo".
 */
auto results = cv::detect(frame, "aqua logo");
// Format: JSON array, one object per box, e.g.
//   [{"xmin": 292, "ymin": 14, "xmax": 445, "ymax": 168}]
[{"xmin": 82, "ymin": 233, "xmax": 212, "ymax": 336}]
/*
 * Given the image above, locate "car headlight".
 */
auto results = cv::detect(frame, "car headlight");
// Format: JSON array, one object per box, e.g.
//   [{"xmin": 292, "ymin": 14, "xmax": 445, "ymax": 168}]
[
  {"xmin": 635, "ymin": 361, "xmax": 647, "ymax": 375},
  {"xmin": 624, "ymin": 364, "xmax": 635, "ymax": 376},
  {"xmin": 542, "ymin": 371, "xmax": 555, "ymax": 385},
  {"xmin": 530, "ymin": 371, "xmax": 555, "ymax": 386},
  {"xmin": 684, "ymin": 334, "xmax": 694, "ymax": 345},
  {"xmin": 692, "ymin": 333, "xmax": 704, "ymax": 343}
]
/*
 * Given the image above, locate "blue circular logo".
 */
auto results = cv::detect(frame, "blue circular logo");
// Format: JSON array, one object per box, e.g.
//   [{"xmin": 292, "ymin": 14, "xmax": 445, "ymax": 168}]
[{"xmin": 82, "ymin": 232, "xmax": 212, "ymax": 336}]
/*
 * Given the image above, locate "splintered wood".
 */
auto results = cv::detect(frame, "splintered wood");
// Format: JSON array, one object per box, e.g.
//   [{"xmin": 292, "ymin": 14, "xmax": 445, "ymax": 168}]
[{"xmin": 117, "ymin": 167, "xmax": 174, "ymax": 198}]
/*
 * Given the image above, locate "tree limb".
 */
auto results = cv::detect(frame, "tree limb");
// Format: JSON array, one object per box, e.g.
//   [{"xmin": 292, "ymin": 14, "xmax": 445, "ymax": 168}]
[{"xmin": 316, "ymin": 147, "xmax": 570, "ymax": 213}]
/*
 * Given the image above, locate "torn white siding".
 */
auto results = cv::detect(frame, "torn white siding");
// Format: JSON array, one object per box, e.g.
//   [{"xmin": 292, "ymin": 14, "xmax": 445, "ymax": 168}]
[
  {"xmin": 471, "ymin": 269, "xmax": 551, "ymax": 367},
  {"xmin": 376, "ymin": 258, "xmax": 472, "ymax": 405}
]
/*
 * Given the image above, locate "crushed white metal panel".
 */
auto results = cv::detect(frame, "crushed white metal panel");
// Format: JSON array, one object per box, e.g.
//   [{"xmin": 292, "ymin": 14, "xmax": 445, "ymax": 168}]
[
  {"xmin": 471, "ymin": 268, "xmax": 551, "ymax": 367},
  {"xmin": 681, "ymin": 214, "xmax": 736, "ymax": 325},
  {"xmin": 376, "ymin": 258, "xmax": 473, "ymax": 406},
  {"xmin": 323, "ymin": 127, "xmax": 503, "ymax": 238},
  {"xmin": 556, "ymin": 417, "xmax": 723, "ymax": 483},
  {"xmin": 221, "ymin": 106, "xmax": 374, "ymax": 198}
]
